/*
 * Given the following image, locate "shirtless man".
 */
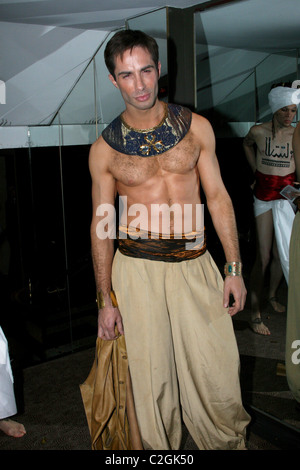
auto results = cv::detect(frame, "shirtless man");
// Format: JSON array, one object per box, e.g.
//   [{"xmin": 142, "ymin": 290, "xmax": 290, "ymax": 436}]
[
  {"xmin": 243, "ymin": 85, "xmax": 298, "ymax": 335},
  {"xmin": 89, "ymin": 29, "xmax": 250, "ymax": 450}
]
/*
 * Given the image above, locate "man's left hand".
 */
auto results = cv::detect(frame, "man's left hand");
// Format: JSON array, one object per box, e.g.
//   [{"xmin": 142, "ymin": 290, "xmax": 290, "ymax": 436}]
[{"xmin": 223, "ymin": 275, "xmax": 247, "ymax": 316}]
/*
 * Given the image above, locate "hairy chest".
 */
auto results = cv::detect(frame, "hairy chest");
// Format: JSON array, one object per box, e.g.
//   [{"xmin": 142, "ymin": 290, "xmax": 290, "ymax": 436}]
[{"xmin": 109, "ymin": 132, "xmax": 200, "ymax": 187}]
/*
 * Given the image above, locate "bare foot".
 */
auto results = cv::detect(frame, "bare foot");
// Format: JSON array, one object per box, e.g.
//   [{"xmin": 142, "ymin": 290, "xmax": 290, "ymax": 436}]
[
  {"xmin": 0, "ymin": 419, "xmax": 26, "ymax": 438},
  {"xmin": 250, "ymin": 317, "xmax": 271, "ymax": 335},
  {"xmin": 269, "ymin": 297, "xmax": 286, "ymax": 313}
]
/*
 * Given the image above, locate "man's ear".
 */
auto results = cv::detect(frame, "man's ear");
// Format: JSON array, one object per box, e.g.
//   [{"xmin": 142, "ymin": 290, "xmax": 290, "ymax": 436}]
[
  {"xmin": 157, "ymin": 61, "xmax": 161, "ymax": 79},
  {"xmin": 108, "ymin": 74, "xmax": 118, "ymax": 89}
]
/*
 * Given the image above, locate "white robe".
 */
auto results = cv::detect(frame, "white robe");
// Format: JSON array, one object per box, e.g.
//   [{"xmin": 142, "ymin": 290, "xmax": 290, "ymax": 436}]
[
  {"xmin": 0, "ymin": 327, "xmax": 17, "ymax": 419},
  {"xmin": 253, "ymin": 197, "xmax": 295, "ymax": 283},
  {"xmin": 272, "ymin": 199, "xmax": 296, "ymax": 283}
]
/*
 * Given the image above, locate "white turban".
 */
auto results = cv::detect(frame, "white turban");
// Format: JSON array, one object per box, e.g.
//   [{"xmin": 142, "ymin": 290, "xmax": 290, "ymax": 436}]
[{"xmin": 268, "ymin": 86, "xmax": 300, "ymax": 114}]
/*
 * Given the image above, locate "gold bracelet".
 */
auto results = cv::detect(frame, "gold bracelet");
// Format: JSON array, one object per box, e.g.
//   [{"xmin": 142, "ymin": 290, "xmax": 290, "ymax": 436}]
[
  {"xmin": 224, "ymin": 261, "xmax": 242, "ymax": 277},
  {"xmin": 96, "ymin": 290, "xmax": 118, "ymax": 309}
]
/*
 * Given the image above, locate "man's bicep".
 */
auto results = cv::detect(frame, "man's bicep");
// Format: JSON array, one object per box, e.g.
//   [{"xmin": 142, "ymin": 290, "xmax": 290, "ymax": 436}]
[
  {"xmin": 89, "ymin": 142, "xmax": 117, "ymax": 251},
  {"xmin": 89, "ymin": 140, "xmax": 116, "ymax": 208},
  {"xmin": 192, "ymin": 114, "xmax": 226, "ymax": 202},
  {"xmin": 198, "ymin": 146, "xmax": 226, "ymax": 203},
  {"xmin": 195, "ymin": 123, "xmax": 225, "ymax": 200},
  {"xmin": 243, "ymin": 127, "xmax": 257, "ymax": 147}
]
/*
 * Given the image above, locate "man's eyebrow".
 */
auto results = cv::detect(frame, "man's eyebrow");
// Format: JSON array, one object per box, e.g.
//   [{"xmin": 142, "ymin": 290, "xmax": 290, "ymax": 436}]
[
  {"xmin": 117, "ymin": 70, "xmax": 131, "ymax": 77},
  {"xmin": 141, "ymin": 64, "xmax": 155, "ymax": 71},
  {"xmin": 117, "ymin": 64, "xmax": 155, "ymax": 77}
]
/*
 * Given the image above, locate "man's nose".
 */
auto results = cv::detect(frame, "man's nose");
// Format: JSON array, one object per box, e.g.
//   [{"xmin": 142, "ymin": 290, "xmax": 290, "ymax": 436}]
[{"xmin": 136, "ymin": 75, "xmax": 145, "ymax": 90}]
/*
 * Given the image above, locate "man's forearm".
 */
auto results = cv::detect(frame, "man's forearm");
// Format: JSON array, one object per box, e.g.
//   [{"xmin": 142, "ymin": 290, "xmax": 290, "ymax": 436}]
[
  {"xmin": 90, "ymin": 224, "xmax": 115, "ymax": 303},
  {"xmin": 207, "ymin": 193, "xmax": 246, "ymax": 315},
  {"xmin": 207, "ymin": 194, "xmax": 241, "ymax": 263}
]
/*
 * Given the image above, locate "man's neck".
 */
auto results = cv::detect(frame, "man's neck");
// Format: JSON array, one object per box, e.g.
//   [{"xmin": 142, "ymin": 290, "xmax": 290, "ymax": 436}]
[
  {"xmin": 273, "ymin": 118, "xmax": 293, "ymax": 135},
  {"xmin": 122, "ymin": 100, "xmax": 166, "ymax": 130}
]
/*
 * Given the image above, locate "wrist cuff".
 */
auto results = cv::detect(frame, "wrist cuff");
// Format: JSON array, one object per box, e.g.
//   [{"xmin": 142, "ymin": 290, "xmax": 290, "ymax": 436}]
[
  {"xmin": 224, "ymin": 261, "xmax": 242, "ymax": 277},
  {"xmin": 97, "ymin": 290, "xmax": 118, "ymax": 309}
]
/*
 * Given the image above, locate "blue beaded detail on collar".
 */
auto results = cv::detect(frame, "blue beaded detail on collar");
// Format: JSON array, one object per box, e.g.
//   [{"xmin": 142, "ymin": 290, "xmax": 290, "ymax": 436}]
[{"xmin": 102, "ymin": 103, "xmax": 192, "ymax": 157}]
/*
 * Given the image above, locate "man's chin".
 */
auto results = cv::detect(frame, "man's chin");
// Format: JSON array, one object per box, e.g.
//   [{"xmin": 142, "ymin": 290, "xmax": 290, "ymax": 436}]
[{"xmin": 134, "ymin": 100, "xmax": 157, "ymax": 112}]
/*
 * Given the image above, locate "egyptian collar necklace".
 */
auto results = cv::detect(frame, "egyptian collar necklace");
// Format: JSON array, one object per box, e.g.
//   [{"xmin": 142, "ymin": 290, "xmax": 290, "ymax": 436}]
[{"xmin": 102, "ymin": 102, "xmax": 192, "ymax": 157}]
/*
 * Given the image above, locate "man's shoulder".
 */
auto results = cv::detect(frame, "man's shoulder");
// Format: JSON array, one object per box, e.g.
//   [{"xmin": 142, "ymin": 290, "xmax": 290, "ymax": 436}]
[
  {"xmin": 190, "ymin": 111, "xmax": 214, "ymax": 138},
  {"xmin": 248, "ymin": 121, "xmax": 271, "ymax": 137},
  {"xmin": 91, "ymin": 133, "xmax": 110, "ymax": 151},
  {"xmin": 89, "ymin": 133, "xmax": 115, "ymax": 166},
  {"xmin": 191, "ymin": 111, "xmax": 210, "ymax": 125},
  {"xmin": 252, "ymin": 121, "xmax": 271, "ymax": 131}
]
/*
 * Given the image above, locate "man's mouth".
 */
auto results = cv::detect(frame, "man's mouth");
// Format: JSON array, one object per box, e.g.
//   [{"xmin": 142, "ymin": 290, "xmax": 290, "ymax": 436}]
[{"xmin": 135, "ymin": 93, "xmax": 150, "ymax": 102}]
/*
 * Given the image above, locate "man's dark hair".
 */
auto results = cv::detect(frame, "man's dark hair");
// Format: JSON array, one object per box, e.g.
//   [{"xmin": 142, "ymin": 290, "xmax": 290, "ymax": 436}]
[
  {"xmin": 270, "ymin": 81, "xmax": 292, "ymax": 90},
  {"xmin": 104, "ymin": 29, "xmax": 159, "ymax": 79}
]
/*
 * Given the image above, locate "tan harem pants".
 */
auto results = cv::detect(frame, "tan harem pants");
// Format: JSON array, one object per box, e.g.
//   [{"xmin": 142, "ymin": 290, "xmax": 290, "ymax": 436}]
[{"xmin": 112, "ymin": 249, "xmax": 250, "ymax": 450}]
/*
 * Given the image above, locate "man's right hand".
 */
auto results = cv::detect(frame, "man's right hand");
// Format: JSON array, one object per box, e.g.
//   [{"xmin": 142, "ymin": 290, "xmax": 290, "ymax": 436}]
[{"xmin": 97, "ymin": 306, "xmax": 124, "ymax": 340}]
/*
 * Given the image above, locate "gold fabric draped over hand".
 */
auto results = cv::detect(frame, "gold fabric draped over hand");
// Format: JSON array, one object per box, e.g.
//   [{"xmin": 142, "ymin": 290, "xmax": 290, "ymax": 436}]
[{"xmin": 80, "ymin": 333, "xmax": 143, "ymax": 450}]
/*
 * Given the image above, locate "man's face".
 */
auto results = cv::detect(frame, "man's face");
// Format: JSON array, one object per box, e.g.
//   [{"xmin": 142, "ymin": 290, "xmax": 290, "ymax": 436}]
[
  {"xmin": 274, "ymin": 104, "xmax": 297, "ymax": 127},
  {"xmin": 109, "ymin": 46, "xmax": 161, "ymax": 112}
]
